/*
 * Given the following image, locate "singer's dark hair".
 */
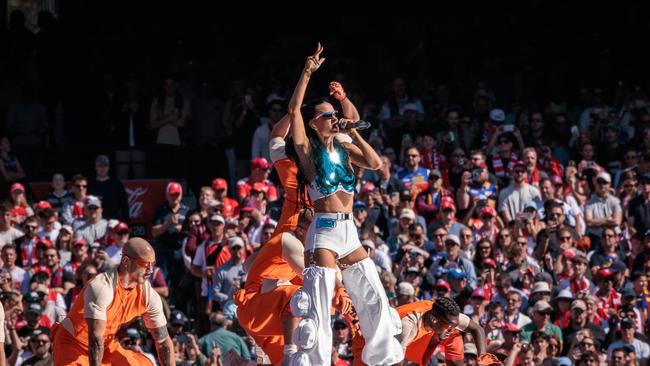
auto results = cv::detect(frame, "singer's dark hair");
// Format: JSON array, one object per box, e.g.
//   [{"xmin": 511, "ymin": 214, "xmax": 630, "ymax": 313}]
[
  {"xmin": 284, "ymin": 137, "xmax": 312, "ymax": 210},
  {"xmin": 299, "ymin": 97, "xmax": 352, "ymax": 197}
]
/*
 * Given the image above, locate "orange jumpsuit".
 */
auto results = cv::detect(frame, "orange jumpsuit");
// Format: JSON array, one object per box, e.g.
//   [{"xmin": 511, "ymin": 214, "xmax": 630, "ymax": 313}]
[
  {"xmin": 396, "ymin": 301, "xmax": 464, "ymax": 365},
  {"xmin": 234, "ymin": 233, "xmax": 301, "ymax": 364},
  {"xmin": 52, "ymin": 270, "xmax": 166, "ymax": 366},
  {"xmin": 272, "ymin": 157, "xmax": 310, "ymax": 236}
]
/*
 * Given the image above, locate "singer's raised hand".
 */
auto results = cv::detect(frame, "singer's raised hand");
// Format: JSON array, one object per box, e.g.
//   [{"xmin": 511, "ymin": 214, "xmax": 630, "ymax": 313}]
[
  {"xmin": 337, "ymin": 118, "xmax": 355, "ymax": 132},
  {"xmin": 304, "ymin": 42, "xmax": 325, "ymax": 74},
  {"xmin": 329, "ymin": 81, "xmax": 347, "ymax": 101}
]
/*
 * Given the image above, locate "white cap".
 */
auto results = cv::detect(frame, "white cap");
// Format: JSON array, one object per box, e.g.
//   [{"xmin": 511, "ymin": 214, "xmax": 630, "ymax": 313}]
[
  {"xmin": 596, "ymin": 171, "xmax": 612, "ymax": 183},
  {"xmin": 532, "ymin": 281, "xmax": 551, "ymax": 294},
  {"xmin": 489, "ymin": 108, "xmax": 506, "ymax": 122},
  {"xmin": 397, "ymin": 282, "xmax": 415, "ymax": 296},
  {"xmin": 399, "ymin": 208, "xmax": 416, "ymax": 220},
  {"xmin": 228, "ymin": 236, "xmax": 244, "ymax": 248}
]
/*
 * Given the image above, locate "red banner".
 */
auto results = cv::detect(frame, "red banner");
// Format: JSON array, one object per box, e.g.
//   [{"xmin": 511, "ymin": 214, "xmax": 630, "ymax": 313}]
[{"xmin": 30, "ymin": 180, "xmax": 172, "ymax": 238}]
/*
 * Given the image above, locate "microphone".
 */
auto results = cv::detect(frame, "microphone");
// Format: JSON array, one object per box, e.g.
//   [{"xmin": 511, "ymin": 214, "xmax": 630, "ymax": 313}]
[{"xmin": 338, "ymin": 120, "xmax": 372, "ymax": 131}]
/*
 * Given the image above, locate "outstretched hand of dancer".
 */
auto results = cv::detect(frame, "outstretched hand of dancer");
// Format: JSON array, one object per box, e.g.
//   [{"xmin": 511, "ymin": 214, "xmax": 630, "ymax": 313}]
[{"xmin": 304, "ymin": 43, "xmax": 325, "ymax": 74}]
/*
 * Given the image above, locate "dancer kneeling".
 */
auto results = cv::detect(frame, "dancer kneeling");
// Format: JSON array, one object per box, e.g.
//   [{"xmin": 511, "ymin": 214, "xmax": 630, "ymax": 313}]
[
  {"xmin": 287, "ymin": 43, "xmax": 404, "ymax": 366},
  {"xmin": 397, "ymin": 297, "xmax": 489, "ymax": 366}
]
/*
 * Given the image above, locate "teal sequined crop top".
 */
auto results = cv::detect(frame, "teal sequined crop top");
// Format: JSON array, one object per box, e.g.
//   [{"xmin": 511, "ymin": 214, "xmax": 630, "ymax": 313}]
[{"xmin": 307, "ymin": 143, "xmax": 355, "ymax": 201}]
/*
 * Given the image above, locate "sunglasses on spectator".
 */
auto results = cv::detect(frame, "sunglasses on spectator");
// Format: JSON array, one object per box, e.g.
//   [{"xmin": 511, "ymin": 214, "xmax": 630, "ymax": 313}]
[
  {"xmin": 314, "ymin": 110, "xmax": 339, "ymax": 119},
  {"xmin": 559, "ymin": 236, "xmax": 572, "ymax": 241},
  {"xmin": 514, "ymin": 170, "xmax": 526, "ymax": 175},
  {"xmin": 30, "ymin": 339, "xmax": 49, "ymax": 345},
  {"xmin": 596, "ymin": 179, "xmax": 609, "ymax": 185},
  {"xmin": 75, "ymin": 184, "xmax": 87, "ymax": 189}
]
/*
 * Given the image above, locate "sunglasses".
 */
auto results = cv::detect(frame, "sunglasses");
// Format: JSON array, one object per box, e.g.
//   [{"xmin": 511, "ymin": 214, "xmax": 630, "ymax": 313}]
[
  {"xmin": 30, "ymin": 339, "xmax": 49, "ymax": 345},
  {"xmin": 124, "ymin": 254, "xmax": 155, "ymax": 268},
  {"xmin": 75, "ymin": 184, "xmax": 87, "ymax": 189},
  {"xmin": 559, "ymin": 236, "xmax": 572, "ymax": 241},
  {"xmin": 596, "ymin": 179, "xmax": 609, "ymax": 185},
  {"xmin": 314, "ymin": 110, "xmax": 340, "ymax": 119}
]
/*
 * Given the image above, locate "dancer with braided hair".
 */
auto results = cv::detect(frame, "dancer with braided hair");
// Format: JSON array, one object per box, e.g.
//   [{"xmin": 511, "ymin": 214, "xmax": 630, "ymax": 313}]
[
  {"xmin": 397, "ymin": 296, "xmax": 490, "ymax": 366},
  {"xmin": 287, "ymin": 43, "xmax": 403, "ymax": 365}
]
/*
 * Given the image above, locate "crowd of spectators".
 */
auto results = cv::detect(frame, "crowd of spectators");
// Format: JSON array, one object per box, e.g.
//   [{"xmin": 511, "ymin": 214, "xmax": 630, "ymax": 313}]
[{"xmin": 1, "ymin": 5, "xmax": 650, "ymax": 366}]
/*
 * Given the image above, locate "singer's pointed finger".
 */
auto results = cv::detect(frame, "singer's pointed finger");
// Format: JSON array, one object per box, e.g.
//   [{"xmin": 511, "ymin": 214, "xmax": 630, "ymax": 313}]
[{"xmin": 319, "ymin": 57, "xmax": 326, "ymax": 65}]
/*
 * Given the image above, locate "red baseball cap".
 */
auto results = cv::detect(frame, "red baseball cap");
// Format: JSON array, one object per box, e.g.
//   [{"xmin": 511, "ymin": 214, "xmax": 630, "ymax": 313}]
[
  {"xmin": 251, "ymin": 157, "xmax": 271, "ymax": 170},
  {"xmin": 212, "ymin": 178, "xmax": 228, "ymax": 191},
  {"xmin": 10, "ymin": 182, "xmax": 25, "ymax": 192},
  {"xmin": 471, "ymin": 288, "xmax": 487, "ymax": 300},
  {"xmin": 361, "ymin": 182, "xmax": 376, "ymax": 194},
  {"xmin": 36, "ymin": 237, "xmax": 53, "ymax": 248},
  {"xmin": 167, "ymin": 182, "xmax": 182, "ymax": 195},
  {"xmin": 482, "ymin": 258, "xmax": 497, "ymax": 269},
  {"xmin": 502, "ymin": 323, "xmax": 520, "ymax": 333},
  {"xmin": 251, "ymin": 182, "xmax": 268, "ymax": 193},
  {"xmin": 36, "ymin": 201, "xmax": 53, "ymax": 210},
  {"xmin": 441, "ymin": 200, "xmax": 456, "ymax": 211},
  {"xmin": 480, "ymin": 206, "xmax": 496, "ymax": 217},
  {"xmin": 596, "ymin": 268, "xmax": 614, "ymax": 279},
  {"xmin": 435, "ymin": 279, "xmax": 451, "ymax": 291},
  {"xmin": 114, "ymin": 222, "xmax": 129, "ymax": 232}
]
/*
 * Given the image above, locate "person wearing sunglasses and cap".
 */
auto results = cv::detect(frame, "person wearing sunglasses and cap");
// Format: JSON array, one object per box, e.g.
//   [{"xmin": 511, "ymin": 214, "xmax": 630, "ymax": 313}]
[{"xmin": 52, "ymin": 237, "xmax": 175, "ymax": 366}]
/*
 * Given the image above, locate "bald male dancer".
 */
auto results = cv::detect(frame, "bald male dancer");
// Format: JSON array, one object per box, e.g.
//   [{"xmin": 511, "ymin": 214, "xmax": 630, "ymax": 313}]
[{"xmin": 52, "ymin": 238, "xmax": 175, "ymax": 366}]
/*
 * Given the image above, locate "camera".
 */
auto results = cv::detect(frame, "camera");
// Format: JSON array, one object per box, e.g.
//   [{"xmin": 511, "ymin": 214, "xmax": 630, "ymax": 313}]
[{"xmin": 503, "ymin": 124, "xmax": 514, "ymax": 132}]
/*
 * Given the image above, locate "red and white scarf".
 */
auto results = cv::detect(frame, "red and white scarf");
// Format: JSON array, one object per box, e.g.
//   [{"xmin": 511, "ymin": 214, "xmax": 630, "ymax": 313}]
[
  {"xmin": 538, "ymin": 157, "xmax": 564, "ymax": 178},
  {"xmin": 492, "ymin": 152, "xmax": 518, "ymax": 177},
  {"xmin": 420, "ymin": 148, "xmax": 443, "ymax": 171}
]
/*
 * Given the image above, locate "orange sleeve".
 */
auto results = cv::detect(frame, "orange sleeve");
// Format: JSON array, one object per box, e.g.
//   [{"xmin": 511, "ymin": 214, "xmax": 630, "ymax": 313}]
[{"xmin": 442, "ymin": 331, "xmax": 464, "ymax": 361}]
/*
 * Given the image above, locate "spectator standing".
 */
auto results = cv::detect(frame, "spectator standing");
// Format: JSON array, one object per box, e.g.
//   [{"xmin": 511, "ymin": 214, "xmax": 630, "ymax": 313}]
[
  {"xmin": 43, "ymin": 173, "xmax": 72, "ymax": 220},
  {"xmin": 71, "ymin": 195, "xmax": 108, "ymax": 245},
  {"xmin": 0, "ymin": 203, "xmax": 23, "ymax": 247},
  {"xmin": 61, "ymin": 174, "xmax": 88, "ymax": 225},
  {"xmin": 88, "ymin": 154, "xmax": 129, "ymax": 222}
]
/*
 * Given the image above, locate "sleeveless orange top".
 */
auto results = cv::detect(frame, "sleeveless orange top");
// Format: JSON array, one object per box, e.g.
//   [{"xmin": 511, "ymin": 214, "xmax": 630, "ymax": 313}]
[
  {"xmin": 62, "ymin": 270, "xmax": 165, "ymax": 346},
  {"xmin": 272, "ymin": 158, "xmax": 311, "ymax": 235}
]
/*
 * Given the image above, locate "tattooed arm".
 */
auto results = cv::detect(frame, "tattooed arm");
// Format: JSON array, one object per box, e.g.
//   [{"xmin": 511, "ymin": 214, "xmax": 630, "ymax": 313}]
[
  {"xmin": 149, "ymin": 326, "xmax": 175, "ymax": 366},
  {"xmin": 87, "ymin": 319, "xmax": 106, "ymax": 366}
]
